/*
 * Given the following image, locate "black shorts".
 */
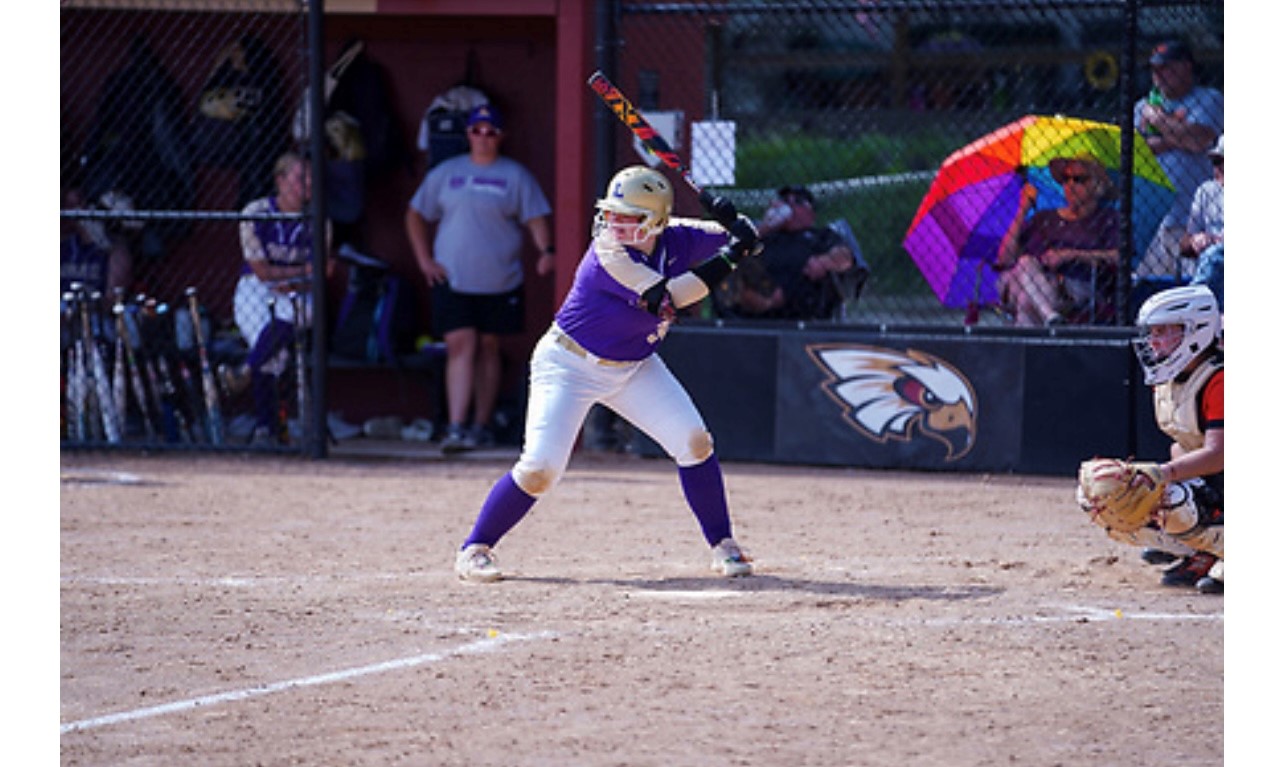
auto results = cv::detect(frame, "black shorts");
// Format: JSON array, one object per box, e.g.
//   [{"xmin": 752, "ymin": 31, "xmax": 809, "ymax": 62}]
[{"xmin": 431, "ymin": 283, "xmax": 526, "ymax": 336}]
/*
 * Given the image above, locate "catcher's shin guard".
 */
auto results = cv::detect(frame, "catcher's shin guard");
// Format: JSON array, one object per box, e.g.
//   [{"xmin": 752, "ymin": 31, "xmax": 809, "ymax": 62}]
[
  {"xmin": 1106, "ymin": 523, "xmax": 1199, "ymax": 557},
  {"xmin": 1155, "ymin": 480, "xmax": 1224, "ymax": 559}
]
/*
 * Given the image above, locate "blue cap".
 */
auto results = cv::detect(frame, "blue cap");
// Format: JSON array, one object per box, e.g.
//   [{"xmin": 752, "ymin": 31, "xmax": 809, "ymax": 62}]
[{"xmin": 466, "ymin": 104, "xmax": 504, "ymax": 131}]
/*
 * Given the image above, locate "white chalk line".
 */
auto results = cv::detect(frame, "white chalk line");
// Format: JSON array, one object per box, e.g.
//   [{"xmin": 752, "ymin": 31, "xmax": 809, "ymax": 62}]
[
  {"xmin": 60, "ymin": 469, "xmax": 147, "ymax": 485},
  {"xmin": 60, "ymin": 630, "xmax": 554, "ymax": 735},
  {"xmin": 916, "ymin": 604, "xmax": 1223, "ymax": 628},
  {"xmin": 60, "ymin": 573, "xmax": 435, "ymax": 588}
]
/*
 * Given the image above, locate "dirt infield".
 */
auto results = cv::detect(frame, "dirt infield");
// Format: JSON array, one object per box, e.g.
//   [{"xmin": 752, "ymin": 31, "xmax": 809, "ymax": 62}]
[{"xmin": 60, "ymin": 450, "xmax": 1222, "ymax": 766}]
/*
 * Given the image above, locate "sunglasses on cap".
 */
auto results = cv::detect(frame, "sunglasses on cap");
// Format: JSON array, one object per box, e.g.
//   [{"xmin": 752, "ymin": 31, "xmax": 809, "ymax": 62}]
[{"xmin": 468, "ymin": 126, "xmax": 501, "ymax": 137}]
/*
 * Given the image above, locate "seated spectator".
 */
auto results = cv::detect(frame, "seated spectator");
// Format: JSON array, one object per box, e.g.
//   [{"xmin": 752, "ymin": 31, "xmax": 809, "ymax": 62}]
[
  {"xmin": 715, "ymin": 185, "xmax": 856, "ymax": 321},
  {"xmin": 1180, "ymin": 135, "xmax": 1224, "ymax": 308},
  {"xmin": 994, "ymin": 155, "xmax": 1121, "ymax": 326}
]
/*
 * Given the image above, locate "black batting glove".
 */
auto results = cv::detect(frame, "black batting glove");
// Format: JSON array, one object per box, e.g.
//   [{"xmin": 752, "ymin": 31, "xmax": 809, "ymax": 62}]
[
  {"xmin": 724, "ymin": 214, "xmax": 762, "ymax": 264},
  {"xmin": 699, "ymin": 190, "xmax": 740, "ymax": 229}
]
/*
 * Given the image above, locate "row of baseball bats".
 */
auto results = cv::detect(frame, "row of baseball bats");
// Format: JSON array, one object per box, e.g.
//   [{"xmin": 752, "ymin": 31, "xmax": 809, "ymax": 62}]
[{"xmin": 60, "ymin": 284, "xmax": 311, "ymax": 448}]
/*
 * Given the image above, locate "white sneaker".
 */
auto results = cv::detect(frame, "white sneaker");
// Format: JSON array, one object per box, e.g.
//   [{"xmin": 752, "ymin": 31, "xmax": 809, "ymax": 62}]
[
  {"xmin": 710, "ymin": 538, "xmax": 753, "ymax": 577},
  {"xmin": 400, "ymin": 418, "xmax": 435, "ymax": 442},
  {"xmin": 363, "ymin": 416, "xmax": 404, "ymax": 440},
  {"xmin": 455, "ymin": 543, "xmax": 502, "ymax": 582},
  {"xmin": 327, "ymin": 412, "xmax": 362, "ymax": 441}
]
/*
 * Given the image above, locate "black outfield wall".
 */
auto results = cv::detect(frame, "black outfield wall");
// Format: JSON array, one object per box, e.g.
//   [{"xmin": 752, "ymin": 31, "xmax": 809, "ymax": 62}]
[{"xmin": 633, "ymin": 322, "xmax": 1168, "ymax": 477}]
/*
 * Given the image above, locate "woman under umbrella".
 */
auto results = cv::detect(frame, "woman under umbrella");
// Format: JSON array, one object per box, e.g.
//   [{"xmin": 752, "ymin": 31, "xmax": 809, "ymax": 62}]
[{"xmin": 995, "ymin": 154, "xmax": 1121, "ymax": 326}]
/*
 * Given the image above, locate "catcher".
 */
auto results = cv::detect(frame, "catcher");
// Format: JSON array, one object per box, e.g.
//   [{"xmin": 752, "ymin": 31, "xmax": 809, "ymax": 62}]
[{"xmin": 1076, "ymin": 284, "xmax": 1223, "ymax": 593}]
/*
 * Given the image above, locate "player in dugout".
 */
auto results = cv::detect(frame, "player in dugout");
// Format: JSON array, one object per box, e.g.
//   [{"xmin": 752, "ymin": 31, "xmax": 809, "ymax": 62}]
[{"xmin": 452, "ymin": 166, "xmax": 762, "ymax": 582}]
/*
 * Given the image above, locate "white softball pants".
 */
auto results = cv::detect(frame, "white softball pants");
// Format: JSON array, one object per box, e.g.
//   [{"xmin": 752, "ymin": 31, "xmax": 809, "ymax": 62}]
[
  {"xmin": 233, "ymin": 274, "xmax": 312, "ymax": 376},
  {"xmin": 510, "ymin": 328, "xmax": 713, "ymax": 497}
]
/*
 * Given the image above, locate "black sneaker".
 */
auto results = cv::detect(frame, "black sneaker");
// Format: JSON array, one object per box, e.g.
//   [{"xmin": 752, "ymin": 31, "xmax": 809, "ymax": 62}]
[
  {"xmin": 1159, "ymin": 552, "xmax": 1218, "ymax": 588},
  {"xmin": 1141, "ymin": 548, "xmax": 1180, "ymax": 565},
  {"xmin": 1196, "ymin": 575, "xmax": 1224, "ymax": 594},
  {"xmin": 440, "ymin": 424, "xmax": 475, "ymax": 455},
  {"xmin": 468, "ymin": 424, "xmax": 495, "ymax": 449}
]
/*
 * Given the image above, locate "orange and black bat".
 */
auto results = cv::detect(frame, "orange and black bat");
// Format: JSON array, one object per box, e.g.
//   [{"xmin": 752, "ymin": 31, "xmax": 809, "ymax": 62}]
[{"xmin": 587, "ymin": 70, "xmax": 739, "ymax": 228}]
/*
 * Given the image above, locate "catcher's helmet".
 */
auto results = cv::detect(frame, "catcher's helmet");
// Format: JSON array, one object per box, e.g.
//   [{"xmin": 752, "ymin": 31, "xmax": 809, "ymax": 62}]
[
  {"xmin": 1132, "ymin": 284, "xmax": 1221, "ymax": 384},
  {"xmin": 594, "ymin": 166, "xmax": 672, "ymax": 245}
]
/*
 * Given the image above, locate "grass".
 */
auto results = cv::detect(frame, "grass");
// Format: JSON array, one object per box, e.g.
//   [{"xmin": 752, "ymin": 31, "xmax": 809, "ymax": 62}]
[{"xmin": 727, "ymin": 128, "xmax": 962, "ymax": 298}]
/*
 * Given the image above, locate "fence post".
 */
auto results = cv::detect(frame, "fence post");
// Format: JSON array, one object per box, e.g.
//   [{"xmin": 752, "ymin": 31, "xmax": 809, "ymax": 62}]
[{"xmin": 308, "ymin": 0, "xmax": 329, "ymax": 459}]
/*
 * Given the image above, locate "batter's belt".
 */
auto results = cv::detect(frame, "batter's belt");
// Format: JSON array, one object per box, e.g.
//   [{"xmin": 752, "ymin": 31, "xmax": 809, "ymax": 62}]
[{"xmin": 548, "ymin": 325, "xmax": 633, "ymax": 368}]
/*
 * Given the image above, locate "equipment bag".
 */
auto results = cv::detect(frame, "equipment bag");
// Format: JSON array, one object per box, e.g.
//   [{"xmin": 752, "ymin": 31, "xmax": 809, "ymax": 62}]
[
  {"xmin": 416, "ymin": 84, "xmax": 489, "ymax": 169},
  {"xmin": 330, "ymin": 246, "xmax": 418, "ymax": 364}
]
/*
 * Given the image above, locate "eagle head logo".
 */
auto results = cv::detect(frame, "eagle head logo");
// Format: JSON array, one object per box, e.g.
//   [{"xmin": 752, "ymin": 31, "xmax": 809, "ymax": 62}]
[{"xmin": 808, "ymin": 344, "xmax": 978, "ymax": 461}]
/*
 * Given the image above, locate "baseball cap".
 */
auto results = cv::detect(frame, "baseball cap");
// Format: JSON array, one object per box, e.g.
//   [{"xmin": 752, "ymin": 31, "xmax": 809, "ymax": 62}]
[
  {"xmin": 1149, "ymin": 40, "xmax": 1194, "ymax": 66},
  {"xmin": 1208, "ymin": 134, "xmax": 1224, "ymax": 158},
  {"xmin": 777, "ymin": 185, "xmax": 815, "ymax": 207},
  {"xmin": 466, "ymin": 104, "xmax": 504, "ymax": 131}
]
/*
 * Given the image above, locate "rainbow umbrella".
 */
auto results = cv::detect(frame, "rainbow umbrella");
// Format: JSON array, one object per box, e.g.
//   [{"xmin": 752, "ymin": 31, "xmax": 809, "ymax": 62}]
[{"xmin": 902, "ymin": 114, "xmax": 1174, "ymax": 309}]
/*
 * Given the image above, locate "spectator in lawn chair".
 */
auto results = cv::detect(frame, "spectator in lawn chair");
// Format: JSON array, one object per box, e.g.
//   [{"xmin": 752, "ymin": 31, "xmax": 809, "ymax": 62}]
[
  {"xmin": 994, "ymin": 155, "xmax": 1121, "ymax": 327},
  {"xmin": 715, "ymin": 185, "xmax": 858, "ymax": 321}
]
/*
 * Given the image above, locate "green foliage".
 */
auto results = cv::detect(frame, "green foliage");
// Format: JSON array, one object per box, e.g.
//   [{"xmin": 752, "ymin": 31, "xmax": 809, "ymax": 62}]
[{"xmin": 733, "ymin": 128, "xmax": 964, "ymax": 297}]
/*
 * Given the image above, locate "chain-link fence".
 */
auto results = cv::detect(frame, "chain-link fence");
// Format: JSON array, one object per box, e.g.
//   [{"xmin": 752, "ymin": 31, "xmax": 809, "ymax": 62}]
[
  {"xmin": 61, "ymin": 1, "xmax": 317, "ymax": 452},
  {"xmin": 61, "ymin": 0, "xmax": 1223, "ymax": 455},
  {"xmin": 605, "ymin": 0, "xmax": 1223, "ymax": 327}
]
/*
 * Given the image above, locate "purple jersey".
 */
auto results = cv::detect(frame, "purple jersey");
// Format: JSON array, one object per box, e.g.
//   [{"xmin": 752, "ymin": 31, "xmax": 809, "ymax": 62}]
[
  {"xmin": 555, "ymin": 219, "xmax": 725, "ymax": 361},
  {"xmin": 238, "ymin": 196, "xmax": 314, "ymax": 276}
]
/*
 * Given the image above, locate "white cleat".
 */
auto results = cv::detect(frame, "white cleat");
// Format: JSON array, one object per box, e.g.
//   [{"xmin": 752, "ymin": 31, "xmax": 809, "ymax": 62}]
[
  {"xmin": 710, "ymin": 537, "xmax": 753, "ymax": 577},
  {"xmin": 455, "ymin": 543, "xmax": 502, "ymax": 583}
]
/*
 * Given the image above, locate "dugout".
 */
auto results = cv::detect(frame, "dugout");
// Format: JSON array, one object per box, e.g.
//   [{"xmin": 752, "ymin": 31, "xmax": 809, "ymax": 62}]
[{"xmin": 629, "ymin": 322, "xmax": 1168, "ymax": 478}]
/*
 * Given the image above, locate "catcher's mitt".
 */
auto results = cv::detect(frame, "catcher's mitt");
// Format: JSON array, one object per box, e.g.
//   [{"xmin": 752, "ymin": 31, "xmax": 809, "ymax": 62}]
[{"xmin": 1076, "ymin": 458, "xmax": 1167, "ymax": 533}]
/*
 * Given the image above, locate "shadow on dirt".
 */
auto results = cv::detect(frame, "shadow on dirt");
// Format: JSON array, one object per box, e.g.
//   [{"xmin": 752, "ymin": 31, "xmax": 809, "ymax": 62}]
[{"xmin": 512, "ymin": 574, "xmax": 1002, "ymax": 602}]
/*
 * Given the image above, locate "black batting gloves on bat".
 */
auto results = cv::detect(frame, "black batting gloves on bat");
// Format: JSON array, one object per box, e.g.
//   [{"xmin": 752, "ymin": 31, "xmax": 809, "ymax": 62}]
[
  {"xmin": 699, "ymin": 190, "xmax": 741, "ymax": 229},
  {"xmin": 725, "ymin": 214, "xmax": 761, "ymax": 262},
  {"xmin": 689, "ymin": 218, "xmax": 762, "ymax": 291}
]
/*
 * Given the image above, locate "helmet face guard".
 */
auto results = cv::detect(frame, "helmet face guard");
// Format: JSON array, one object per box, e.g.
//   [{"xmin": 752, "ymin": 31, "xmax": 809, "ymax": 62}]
[
  {"xmin": 1131, "ymin": 285, "xmax": 1221, "ymax": 384},
  {"xmin": 593, "ymin": 166, "xmax": 673, "ymax": 246}
]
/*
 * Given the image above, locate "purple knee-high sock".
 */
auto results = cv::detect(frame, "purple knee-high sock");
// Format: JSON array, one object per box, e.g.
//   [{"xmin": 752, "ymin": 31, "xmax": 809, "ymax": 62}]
[
  {"xmin": 247, "ymin": 320, "xmax": 292, "ymax": 430},
  {"xmin": 463, "ymin": 472, "xmax": 537, "ymax": 548},
  {"xmin": 247, "ymin": 319, "xmax": 293, "ymax": 369},
  {"xmin": 251, "ymin": 372, "xmax": 278, "ymax": 430},
  {"xmin": 679, "ymin": 454, "xmax": 733, "ymax": 546}
]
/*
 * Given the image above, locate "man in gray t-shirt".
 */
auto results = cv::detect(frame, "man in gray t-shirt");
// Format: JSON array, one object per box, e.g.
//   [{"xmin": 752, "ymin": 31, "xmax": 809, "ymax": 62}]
[
  {"xmin": 405, "ymin": 103, "xmax": 554, "ymax": 453},
  {"xmin": 1133, "ymin": 40, "xmax": 1224, "ymax": 280}
]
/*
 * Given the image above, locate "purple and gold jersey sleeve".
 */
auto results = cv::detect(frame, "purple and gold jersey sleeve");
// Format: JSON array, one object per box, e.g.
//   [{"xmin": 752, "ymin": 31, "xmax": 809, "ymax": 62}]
[{"xmin": 554, "ymin": 218, "xmax": 726, "ymax": 361}]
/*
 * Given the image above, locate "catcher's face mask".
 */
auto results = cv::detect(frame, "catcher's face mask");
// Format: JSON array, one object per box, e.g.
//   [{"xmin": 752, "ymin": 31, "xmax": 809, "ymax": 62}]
[{"xmin": 1144, "ymin": 324, "xmax": 1184, "ymax": 359}]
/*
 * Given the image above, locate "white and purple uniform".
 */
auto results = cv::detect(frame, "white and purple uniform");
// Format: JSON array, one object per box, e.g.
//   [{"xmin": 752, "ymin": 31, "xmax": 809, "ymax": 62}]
[
  {"xmin": 233, "ymin": 195, "xmax": 314, "ymax": 375},
  {"xmin": 459, "ymin": 217, "xmax": 742, "ymax": 553}
]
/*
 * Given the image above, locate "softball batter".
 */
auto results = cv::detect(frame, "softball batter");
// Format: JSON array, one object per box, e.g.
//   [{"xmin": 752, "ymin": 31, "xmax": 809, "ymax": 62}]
[{"xmin": 454, "ymin": 166, "xmax": 760, "ymax": 582}]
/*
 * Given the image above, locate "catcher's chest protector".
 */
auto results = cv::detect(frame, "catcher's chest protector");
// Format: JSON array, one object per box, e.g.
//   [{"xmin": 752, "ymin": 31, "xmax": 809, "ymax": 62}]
[{"xmin": 1154, "ymin": 358, "xmax": 1221, "ymax": 452}]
